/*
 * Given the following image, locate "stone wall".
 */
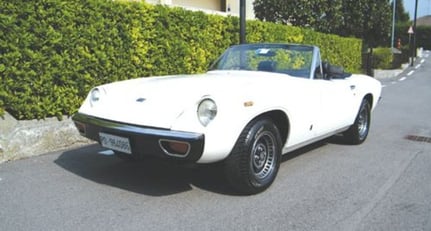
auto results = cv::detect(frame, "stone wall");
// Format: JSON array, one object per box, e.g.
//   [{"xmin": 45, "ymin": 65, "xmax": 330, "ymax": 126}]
[{"xmin": 0, "ymin": 112, "xmax": 92, "ymax": 163}]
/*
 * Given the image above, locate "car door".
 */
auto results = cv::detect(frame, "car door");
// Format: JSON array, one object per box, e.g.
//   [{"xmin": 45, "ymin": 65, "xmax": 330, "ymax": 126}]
[
  {"xmin": 282, "ymin": 77, "xmax": 323, "ymax": 148},
  {"xmin": 313, "ymin": 77, "xmax": 357, "ymax": 136}
]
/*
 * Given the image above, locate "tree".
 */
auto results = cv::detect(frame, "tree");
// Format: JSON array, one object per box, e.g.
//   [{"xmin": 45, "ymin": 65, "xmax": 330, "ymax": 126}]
[
  {"xmin": 392, "ymin": 0, "xmax": 410, "ymax": 25},
  {"xmin": 253, "ymin": 0, "xmax": 343, "ymax": 34},
  {"xmin": 339, "ymin": 0, "xmax": 392, "ymax": 47},
  {"xmin": 253, "ymin": 0, "xmax": 392, "ymax": 47}
]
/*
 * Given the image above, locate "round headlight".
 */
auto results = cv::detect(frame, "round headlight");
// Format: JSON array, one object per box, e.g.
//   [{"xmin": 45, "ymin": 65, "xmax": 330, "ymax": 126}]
[
  {"xmin": 90, "ymin": 88, "xmax": 101, "ymax": 103},
  {"xmin": 197, "ymin": 98, "xmax": 217, "ymax": 126}
]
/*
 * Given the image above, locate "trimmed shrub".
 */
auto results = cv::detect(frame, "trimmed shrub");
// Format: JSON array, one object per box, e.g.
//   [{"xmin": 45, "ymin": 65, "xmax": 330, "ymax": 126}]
[
  {"xmin": 245, "ymin": 20, "xmax": 362, "ymax": 73},
  {"xmin": 372, "ymin": 47, "xmax": 393, "ymax": 69},
  {"xmin": 0, "ymin": 0, "xmax": 362, "ymax": 120}
]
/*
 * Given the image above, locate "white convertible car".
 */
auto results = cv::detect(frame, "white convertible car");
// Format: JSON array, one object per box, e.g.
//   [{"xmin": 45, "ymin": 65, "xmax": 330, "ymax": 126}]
[{"xmin": 73, "ymin": 43, "xmax": 381, "ymax": 194}]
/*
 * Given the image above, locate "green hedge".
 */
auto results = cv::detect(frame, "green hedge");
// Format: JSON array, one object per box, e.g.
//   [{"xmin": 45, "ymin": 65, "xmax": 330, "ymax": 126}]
[
  {"xmin": 372, "ymin": 47, "xmax": 393, "ymax": 69},
  {"xmin": 245, "ymin": 20, "xmax": 362, "ymax": 71},
  {"xmin": 0, "ymin": 0, "xmax": 362, "ymax": 120}
]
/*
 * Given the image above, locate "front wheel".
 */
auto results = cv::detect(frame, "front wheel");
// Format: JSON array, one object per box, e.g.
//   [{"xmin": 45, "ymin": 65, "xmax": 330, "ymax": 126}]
[
  {"xmin": 224, "ymin": 118, "xmax": 282, "ymax": 195},
  {"xmin": 343, "ymin": 99, "xmax": 371, "ymax": 145}
]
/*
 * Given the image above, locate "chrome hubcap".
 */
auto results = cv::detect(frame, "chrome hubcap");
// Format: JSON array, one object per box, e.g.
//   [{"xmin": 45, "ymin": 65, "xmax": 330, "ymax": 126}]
[
  {"xmin": 251, "ymin": 131, "xmax": 276, "ymax": 180},
  {"xmin": 253, "ymin": 144, "xmax": 268, "ymax": 169}
]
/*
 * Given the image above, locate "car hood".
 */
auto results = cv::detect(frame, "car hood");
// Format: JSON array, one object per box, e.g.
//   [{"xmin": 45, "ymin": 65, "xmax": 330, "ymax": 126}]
[{"xmin": 79, "ymin": 70, "xmax": 291, "ymax": 129}]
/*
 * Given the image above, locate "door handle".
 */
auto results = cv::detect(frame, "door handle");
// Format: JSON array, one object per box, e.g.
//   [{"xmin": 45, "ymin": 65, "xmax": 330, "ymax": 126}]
[{"xmin": 350, "ymin": 85, "xmax": 356, "ymax": 90}]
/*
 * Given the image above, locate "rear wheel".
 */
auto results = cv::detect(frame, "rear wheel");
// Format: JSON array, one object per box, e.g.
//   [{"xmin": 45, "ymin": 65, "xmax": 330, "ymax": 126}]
[
  {"xmin": 344, "ymin": 99, "xmax": 371, "ymax": 144},
  {"xmin": 224, "ymin": 118, "xmax": 282, "ymax": 195}
]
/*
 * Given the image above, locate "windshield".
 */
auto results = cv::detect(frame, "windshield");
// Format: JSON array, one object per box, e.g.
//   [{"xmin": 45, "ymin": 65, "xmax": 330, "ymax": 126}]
[{"xmin": 210, "ymin": 44, "xmax": 315, "ymax": 78}]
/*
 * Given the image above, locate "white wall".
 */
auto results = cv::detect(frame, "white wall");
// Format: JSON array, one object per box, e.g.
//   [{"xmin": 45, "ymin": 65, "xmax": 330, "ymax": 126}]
[{"xmin": 145, "ymin": 0, "xmax": 256, "ymax": 19}]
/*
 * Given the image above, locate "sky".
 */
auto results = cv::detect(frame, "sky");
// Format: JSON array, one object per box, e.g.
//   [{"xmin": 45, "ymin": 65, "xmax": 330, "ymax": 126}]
[{"xmin": 404, "ymin": 0, "xmax": 431, "ymax": 19}]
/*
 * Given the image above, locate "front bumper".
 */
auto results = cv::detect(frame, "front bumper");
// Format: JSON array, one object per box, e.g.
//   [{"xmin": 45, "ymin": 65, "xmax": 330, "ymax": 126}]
[{"xmin": 72, "ymin": 113, "xmax": 205, "ymax": 162}]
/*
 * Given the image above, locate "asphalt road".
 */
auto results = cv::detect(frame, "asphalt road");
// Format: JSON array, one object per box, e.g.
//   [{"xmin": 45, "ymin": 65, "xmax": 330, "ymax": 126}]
[{"xmin": 1, "ymin": 52, "xmax": 431, "ymax": 231}]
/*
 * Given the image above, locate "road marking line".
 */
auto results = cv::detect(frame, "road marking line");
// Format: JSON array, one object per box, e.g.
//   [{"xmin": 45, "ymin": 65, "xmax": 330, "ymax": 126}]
[
  {"xmin": 421, "ymin": 59, "xmax": 425, "ymax": 64},
  {"xmin": 407, "ymin": 70, "xmax": 414, "ymax": 76},
  {"xmin": 415, "ymin": 64, "xmax": 421, "ymax": 69},
  {"xmin": 382, "ymin": 85, "xmax": 387, "ymax": 88},
  {"xmin": 399, "ymin": 77, "xmax": 407, "ymax": 81},
  {"xmin": 98, "ymin": 150, "xmax": 115, "ymax": 155},
  {"xmin": 391, "ymin": 81, "xmax": 397, "ymax": 85}
]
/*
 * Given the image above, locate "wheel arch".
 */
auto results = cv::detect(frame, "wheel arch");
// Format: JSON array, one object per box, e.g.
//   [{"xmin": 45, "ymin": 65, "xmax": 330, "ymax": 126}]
[
  {"xmin": 250, "ymin": 110, "xmax": 290, "ymax": 147},
  {"xmin": 364, "ymin": 93, "xmax": 373, "ymax": 108},
  {"xmin": 361, "ymin": 93, "xmax": 379, "ymax": 112}
]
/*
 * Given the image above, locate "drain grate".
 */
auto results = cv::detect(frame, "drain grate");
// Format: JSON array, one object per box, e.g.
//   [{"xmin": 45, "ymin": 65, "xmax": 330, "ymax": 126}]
[{"xmin": 405, "ymin": 135, "xmax": 431, "ymax": 144}]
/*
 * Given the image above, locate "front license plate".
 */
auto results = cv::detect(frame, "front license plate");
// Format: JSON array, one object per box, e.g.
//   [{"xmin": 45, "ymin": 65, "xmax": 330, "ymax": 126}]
[{"xmin": 99, "ymin": 132, "xmax": 132, "ymax": 154}]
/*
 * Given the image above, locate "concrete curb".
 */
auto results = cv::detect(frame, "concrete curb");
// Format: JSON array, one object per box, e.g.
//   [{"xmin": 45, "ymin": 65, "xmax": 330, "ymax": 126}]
[
  {"xmin": 374, "ymin": 69, "xmax": 403, "ymax": 79},
  {"xmin": 373, "ymin": 63, "xmax": 410, "ymax": 80},
  {"xmin": 0, "ymin": 112, "xmax": 93, "ymax": 164}
]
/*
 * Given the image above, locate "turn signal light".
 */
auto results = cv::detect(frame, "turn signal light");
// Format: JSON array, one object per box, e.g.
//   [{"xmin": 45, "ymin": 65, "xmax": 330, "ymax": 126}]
[{"xmin": 159, "ymin": 140, "xmax": 190, "ymax": 157}]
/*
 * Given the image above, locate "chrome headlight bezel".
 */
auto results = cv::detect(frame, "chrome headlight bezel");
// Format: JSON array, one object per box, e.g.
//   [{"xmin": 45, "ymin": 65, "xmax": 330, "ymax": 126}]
[{"xmin": 197, "ymin": 98, "xmax": 217, "ymax": 127}]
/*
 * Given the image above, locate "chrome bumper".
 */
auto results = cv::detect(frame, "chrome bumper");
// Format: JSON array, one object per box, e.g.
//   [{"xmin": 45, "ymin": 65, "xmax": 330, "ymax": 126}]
[{"xmin": 72, "ymin": 113, "xmax": 205, "ymax": 162}]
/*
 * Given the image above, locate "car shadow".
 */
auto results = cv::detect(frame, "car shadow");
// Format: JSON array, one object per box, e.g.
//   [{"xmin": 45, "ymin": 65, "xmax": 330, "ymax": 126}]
[
  {"xmin": 55, "ymin": 144, "xmax": 235, "ymax": 196},
  {"xmin": 55, "ymin": 138, "xmax": 338, "ymax": 197}
]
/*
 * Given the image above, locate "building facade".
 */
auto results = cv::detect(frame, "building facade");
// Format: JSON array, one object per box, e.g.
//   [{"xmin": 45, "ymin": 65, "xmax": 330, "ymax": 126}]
[{"xmin": 145, "ymin": 0, "xmax": 255, "ymax": 19}]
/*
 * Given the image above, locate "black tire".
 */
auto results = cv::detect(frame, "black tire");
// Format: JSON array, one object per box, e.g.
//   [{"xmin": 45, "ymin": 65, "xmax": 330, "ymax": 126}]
[
  {"xmin": 224, "ymin": 118, "xmax": 282, "ymax": 195},
  {"xmin": 343, "ymin": 99, "xmax": 371, "ymax": 145}
]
